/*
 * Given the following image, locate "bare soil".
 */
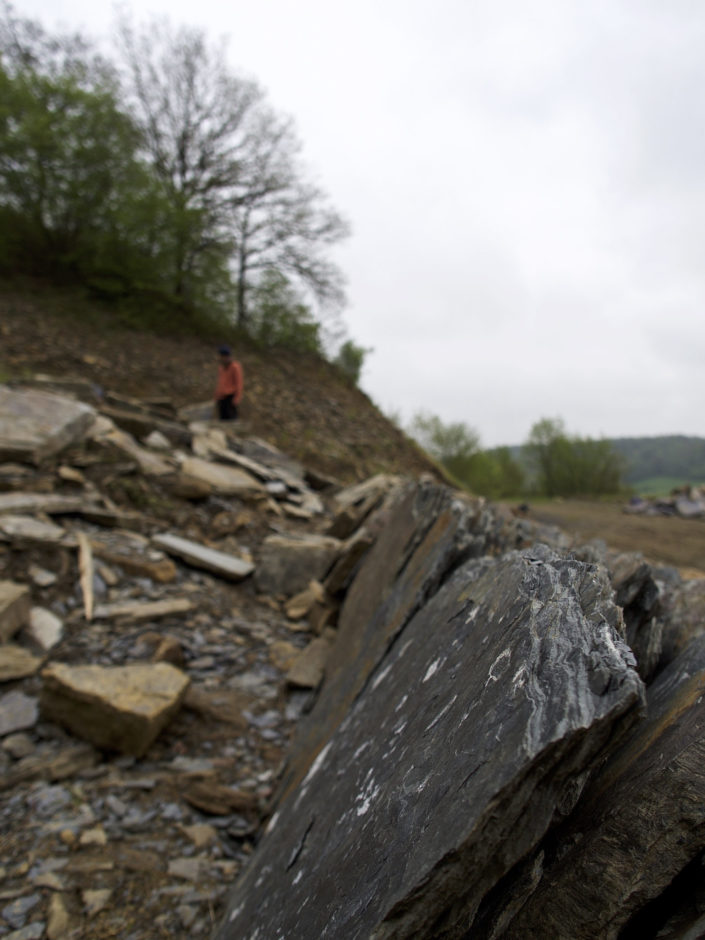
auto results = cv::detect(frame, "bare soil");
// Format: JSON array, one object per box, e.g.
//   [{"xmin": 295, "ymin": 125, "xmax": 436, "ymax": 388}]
[{"xmin": 527, "ymin": 499, "xmax": 705, "ymax": 577}]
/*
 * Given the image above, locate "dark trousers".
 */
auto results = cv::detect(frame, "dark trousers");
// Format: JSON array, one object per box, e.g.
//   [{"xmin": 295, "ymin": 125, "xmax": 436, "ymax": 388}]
[{"xmin": 217, "ymin": 395, "xmax": 238, "ymax": 420}]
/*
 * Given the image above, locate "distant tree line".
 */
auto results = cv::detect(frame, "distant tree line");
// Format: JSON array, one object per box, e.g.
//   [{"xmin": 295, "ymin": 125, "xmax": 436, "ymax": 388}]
[
  {"xmin": 409, "ymin": 413, "xmax": 625, "ymax": 499},
  {"xmin": 0, "ymin": 4, "xmax": 369, "ymax": 372}
]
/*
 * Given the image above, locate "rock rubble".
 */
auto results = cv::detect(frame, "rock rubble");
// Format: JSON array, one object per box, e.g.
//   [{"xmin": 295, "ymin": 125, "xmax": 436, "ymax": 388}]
[{"xmin": 1, "ymin": 380, "xmax": 704, "ymax": 939}]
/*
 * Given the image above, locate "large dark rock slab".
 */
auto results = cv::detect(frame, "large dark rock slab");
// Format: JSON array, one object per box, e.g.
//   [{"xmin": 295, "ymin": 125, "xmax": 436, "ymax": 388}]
[
  {"xmin": 215, "ymin": 546, "xmax": 643, "ymax": 939},
  {"xmin": 275, "ymin": 482, "xmax": 485, "ymax": 804},
  {"xmin": 490, "ymin": 630, "xmax": 705, "ymax": 940}
]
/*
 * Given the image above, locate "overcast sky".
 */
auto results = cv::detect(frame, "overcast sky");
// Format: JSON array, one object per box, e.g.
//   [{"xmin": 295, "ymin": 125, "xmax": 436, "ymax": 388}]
[{"xmin": 18, "ymin": 0, "xmax": 705, "ymax": 446}]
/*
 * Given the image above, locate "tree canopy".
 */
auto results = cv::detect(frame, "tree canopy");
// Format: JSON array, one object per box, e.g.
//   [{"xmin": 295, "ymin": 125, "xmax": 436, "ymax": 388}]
[
  {"xmin": 408, "ymin": 411, "xmax": 524, "ymax": 498},
  {"xmin": 523, "ymin": 417, "xmax": 624, "ymax": 497},
  {"xmin": 0, "ymin": 4, "xmax": 350, "ymax": 342}
]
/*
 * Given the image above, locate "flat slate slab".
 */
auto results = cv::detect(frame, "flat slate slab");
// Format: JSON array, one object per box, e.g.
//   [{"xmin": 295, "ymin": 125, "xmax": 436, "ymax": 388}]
[
  {"xmin": 152, "ymin": 534, "xmax": 254, "ymax": 582},
  {"xmin": 178, "ymin": 457, "xmax": 263, "ymax": 496},
  {"xmin": 0, "ymin": 386, "xmax": 95, "ymax": 464},
  {"xmin": 215, "ymin": 547, "xmax": 644, "ymax": 939},
  {"xmin": 40, "ymin": 662, "xmax": 190, "ymax": 757}
]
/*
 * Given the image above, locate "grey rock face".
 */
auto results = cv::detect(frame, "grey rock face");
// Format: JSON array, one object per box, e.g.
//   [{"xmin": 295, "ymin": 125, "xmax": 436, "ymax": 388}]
[
  {"xmin": 215, "ymin": 547, "xmax": 643, "ymax": 939},
  {"xmin": 495, "ymin": 630, "xmax": 705, "ymax": 940}
]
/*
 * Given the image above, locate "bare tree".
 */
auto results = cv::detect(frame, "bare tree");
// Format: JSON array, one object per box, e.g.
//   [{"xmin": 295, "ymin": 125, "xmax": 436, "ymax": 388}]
[{"xmin": 116, "ymin": 15, "xmax": 349, "ymax": 321}]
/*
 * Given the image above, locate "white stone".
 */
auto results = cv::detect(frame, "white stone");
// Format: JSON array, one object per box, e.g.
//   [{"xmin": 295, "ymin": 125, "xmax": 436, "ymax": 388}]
[{"xmin": 28, "ymin": 608, "xmax": 63, "ymax": 650}]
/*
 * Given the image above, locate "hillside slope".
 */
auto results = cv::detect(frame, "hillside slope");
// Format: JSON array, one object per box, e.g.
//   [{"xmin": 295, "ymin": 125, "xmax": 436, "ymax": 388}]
[{"xmin": 0, "ymin": 280, "xmax": 438, "ymax": 484}]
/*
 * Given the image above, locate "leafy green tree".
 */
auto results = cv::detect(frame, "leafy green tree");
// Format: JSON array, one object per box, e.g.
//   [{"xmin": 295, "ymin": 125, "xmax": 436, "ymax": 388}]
[
  {"xmin": 333, "ymin": 339, "xmax": 371, "ymax": 385},
  {"xmin": 0, "ymin": 26, "xmax": 139, "ymax": 274},
  {"xmin": 0, "ymin": 4, "xmax": 179, "ymax": 294},
  {"xmin": 409, "ymin": 412, "xmax": 525, "ymax": 497},
  {"xmin": 247, "ymin": 269, "xmax": 322, "ymax": 353},
  {"xmin": 523, "ymin": 417, "xmax": 623, "ymax": 497},
  {"xmin": 409, "ymin": 411, "xmax": 481, "ymax": 482}
]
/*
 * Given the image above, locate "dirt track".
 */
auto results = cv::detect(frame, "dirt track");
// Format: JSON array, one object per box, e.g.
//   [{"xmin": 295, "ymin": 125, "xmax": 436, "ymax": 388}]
[{"xmin": 528, "ymin": 499, "xmax": 705, "ymax": 577}]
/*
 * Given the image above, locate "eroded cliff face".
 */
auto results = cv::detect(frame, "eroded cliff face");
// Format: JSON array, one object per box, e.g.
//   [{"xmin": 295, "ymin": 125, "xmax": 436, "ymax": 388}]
[{"xmin": 215, "ymin": 480, "xmax": 705, "ymax": 940}]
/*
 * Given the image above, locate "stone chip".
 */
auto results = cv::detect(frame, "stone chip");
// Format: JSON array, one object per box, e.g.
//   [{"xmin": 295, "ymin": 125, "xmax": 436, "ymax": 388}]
[{"xmin": 40, "ymin": 662, "xmax": 190, "ymax": 757}]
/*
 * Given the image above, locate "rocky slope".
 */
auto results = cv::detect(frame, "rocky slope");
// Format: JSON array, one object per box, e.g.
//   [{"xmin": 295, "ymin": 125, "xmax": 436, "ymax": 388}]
[
  {"xmin": 0, "ymin": 280, "xmax": 438, "ymax": 485},
  {"xmin": 2, "ymin": 288, "xmax": 705, "ymax": 940},
  {"xmin": 1, "ymin": 381, "xmax": 704, "ymax": 938}
]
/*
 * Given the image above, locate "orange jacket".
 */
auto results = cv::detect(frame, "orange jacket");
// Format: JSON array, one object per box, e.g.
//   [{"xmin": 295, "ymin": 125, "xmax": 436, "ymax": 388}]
[{"xmin": 214, "ymin": 360, "xmax": 243, "ymax": 403}]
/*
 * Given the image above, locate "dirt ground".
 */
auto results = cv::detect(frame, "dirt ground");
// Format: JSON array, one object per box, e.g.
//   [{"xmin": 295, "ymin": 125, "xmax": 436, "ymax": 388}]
[{"xmin": 526, "ymin": 499, "xmax": 705, "ymax": 577}]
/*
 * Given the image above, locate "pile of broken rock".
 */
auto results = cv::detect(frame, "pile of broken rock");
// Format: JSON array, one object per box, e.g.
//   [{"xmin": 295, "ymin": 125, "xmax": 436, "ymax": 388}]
[
  {"xmin": 2, "ymin": 381, "xmax": 705, "ymax": 939},
  {"xmin": 0, "ymin": 381, "xmax": 441, "ymax": 938}
]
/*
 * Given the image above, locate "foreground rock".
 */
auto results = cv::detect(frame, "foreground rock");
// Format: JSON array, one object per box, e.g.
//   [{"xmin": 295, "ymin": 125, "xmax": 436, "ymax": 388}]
[
  {"xmin": 216, "ymin": 547, "xmax": 644, "ymax": 938},
  {"xmin": 496, "ymin": 632, "xmax": 705, "ymax": 939},
  {"xmin": 40, "ymin": 662, "xmax": 190, "ymax": 756}
]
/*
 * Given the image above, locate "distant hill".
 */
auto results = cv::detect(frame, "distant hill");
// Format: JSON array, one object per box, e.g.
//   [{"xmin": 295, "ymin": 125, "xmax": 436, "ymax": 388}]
[{"xmin": 610, "ymin": 436, "xmax": 705, "ymax": 489}]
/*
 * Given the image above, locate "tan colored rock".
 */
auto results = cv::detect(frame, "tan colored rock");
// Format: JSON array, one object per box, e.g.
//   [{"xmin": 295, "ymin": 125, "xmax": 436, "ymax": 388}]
[
  {"xmin": 80, "ymin": 826, "xmax": 108, "ymax": 846},
  {"xmin": 0, "ymin": 386, "xmax": 95, "ymax": 464},
  {"xmin": 153, "ymin": 636, "xmax": 185, "ymax": 668},
  {"xmin": 178, "ymin": 456, "xmax": 264, "ymax": 496},
  {"xmin": 0, "ymin": 644, "xmax": 43, "ymax": 682},
  {"xmin": 58, "ymin": 464, "xmax": 86, "ymax": 485},
  {"xmin": 40, "ymin": 662, "xmax": 190, "ymax": 757},
  {"xmin": 47, "ymin": 893, "xmax": 72, "ymax": 939},
  {"xmin": 83, "ymin": 888, "xmax": 112, "ymax": 916},
  {"xmin": 284, "ymin": 580, "xmax": 326, "ymax": 620},
  {"xmin": 286, "ymin": 635, "xmax": 333, "ymax": 689},
  {"xmin": 0, "ymin": 581, "xmax": 31, "ymax": 643},
  {"xmin": 269, "ymin": 640, "xmax": 300, "ymax": 672},
  {"xmin": 180, "ymin": 822, "xmax": 218, "ymax": 849}
]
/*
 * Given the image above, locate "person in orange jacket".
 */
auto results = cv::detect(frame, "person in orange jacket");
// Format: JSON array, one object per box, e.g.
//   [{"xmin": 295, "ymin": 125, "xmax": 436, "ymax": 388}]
[{"xmin": 214, "ymin": 345, "xmax": 243, "ymax": 420}]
